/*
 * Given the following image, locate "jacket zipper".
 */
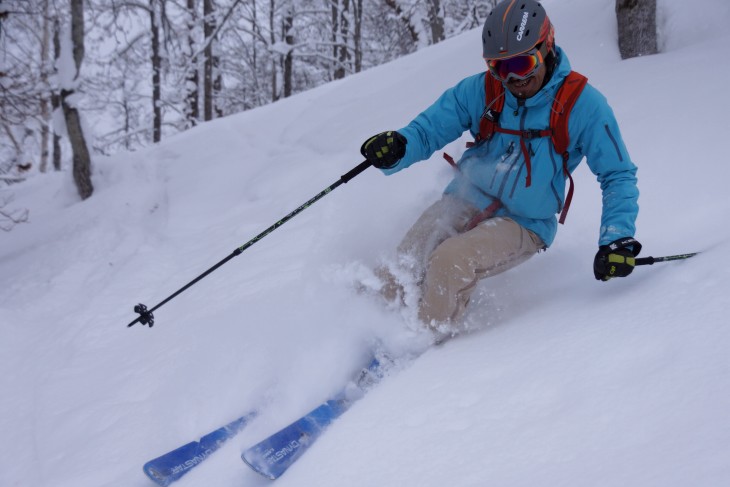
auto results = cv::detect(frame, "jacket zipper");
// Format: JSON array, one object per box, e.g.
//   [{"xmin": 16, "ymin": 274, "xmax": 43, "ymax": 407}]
[{"xmin": 505, "ymin": 101, "xmax": 529, "ymax": 198}]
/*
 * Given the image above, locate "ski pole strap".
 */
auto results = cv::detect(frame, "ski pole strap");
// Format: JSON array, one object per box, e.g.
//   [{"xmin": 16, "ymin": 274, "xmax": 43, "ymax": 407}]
[{"xmin": 635, "ymin": 252, "xmax": 699, "ymax": 266}]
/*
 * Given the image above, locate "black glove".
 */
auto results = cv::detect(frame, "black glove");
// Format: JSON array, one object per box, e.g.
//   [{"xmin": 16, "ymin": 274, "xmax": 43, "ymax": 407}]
[
  {"xmin": 593, "ymin": 237, "xmax": 642, "ymax": 281},
  {"xmin": 360, "ymin": 131, "xmax": 407, "ymax": 169}
]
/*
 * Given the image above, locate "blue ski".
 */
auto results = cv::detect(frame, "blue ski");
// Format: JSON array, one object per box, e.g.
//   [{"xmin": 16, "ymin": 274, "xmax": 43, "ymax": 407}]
[
  {"xmin": 241, "ymin": 355, "xmax": 387, "ymax": 479},
  {"xmin": 143, "ymin": 410, "xmax": 258, "ymax": 486}
]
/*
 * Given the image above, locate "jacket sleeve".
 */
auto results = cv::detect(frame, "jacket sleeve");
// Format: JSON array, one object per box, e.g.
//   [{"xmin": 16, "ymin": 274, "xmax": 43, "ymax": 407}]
[
  {"xmin": 381, "ymin": 73, "xmax": 485, "ymax": 175},
  {"xmin": 571, "ymin": 84, "xmax": 640, "ymax": 247}
]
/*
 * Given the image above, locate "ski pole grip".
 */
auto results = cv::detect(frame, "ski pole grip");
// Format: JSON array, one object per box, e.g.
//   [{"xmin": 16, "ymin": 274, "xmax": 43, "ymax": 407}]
[
  {"xmin": 635, "ymin": 256, "xmax": 656, "ymax": 266},
  {"xmin": 340, "ymin": 160, "xmax": 372, "ymax": 183}
]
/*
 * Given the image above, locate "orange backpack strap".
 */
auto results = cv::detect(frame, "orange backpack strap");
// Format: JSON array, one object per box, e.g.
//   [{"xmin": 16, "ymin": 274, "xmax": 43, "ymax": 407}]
[
  {"xmin": 480, "ymin": 72, "xmax": 550, "ymax": 188},
  {"xmin": 476, "ymin": 73, "xmax": 506, "ymax": 143},
  {"xmin": 470, "ymin": 70, "xmax": 588, "ymax": 224},
  {"xmin": 550, "ymin": 71, "xmax": 588, "ymax": 224}
]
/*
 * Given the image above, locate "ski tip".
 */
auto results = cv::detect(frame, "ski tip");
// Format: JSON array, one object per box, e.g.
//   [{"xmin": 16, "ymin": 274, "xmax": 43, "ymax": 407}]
[
  {"xmin": 143, "ymin": 462, "xmax": 172, "ymax": 486},
  {"xmin": 241, "ymin": 450, "xmax": 279, "ymax": 480}
]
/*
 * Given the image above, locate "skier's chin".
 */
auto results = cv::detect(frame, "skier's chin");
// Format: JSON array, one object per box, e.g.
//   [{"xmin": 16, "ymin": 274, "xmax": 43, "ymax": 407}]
[{"xmin": 506, "ymin": 76, "xmax": 539, "ymax": 99}]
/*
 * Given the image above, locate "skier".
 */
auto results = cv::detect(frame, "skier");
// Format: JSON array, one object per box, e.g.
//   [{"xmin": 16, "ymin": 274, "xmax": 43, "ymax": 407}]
[{"xmin": 360, "ymin": 0, "xmax": 641, "ymax": 334}]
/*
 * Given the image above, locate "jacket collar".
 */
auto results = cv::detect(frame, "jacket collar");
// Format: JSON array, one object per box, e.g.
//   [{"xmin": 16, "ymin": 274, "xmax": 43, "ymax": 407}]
[{"xmin": 502, "ymin": 46, "xmax": 572, "ymax": 110}]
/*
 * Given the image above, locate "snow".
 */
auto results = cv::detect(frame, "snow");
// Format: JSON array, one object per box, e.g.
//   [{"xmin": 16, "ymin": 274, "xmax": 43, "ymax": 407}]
[
  {"xmin": 56, "ymin": 23, "xmax": 81, "ymax": 92},
  {"xmin": 2, "ymin": 0, "xmax": 730, "ymax": 486},
  {"xmin": 269, "ymin": 41, "xmax": 294, "ymax": 56}
]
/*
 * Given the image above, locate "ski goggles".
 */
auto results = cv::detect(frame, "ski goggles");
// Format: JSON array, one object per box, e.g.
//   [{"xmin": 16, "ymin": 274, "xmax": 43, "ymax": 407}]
[{"xmin": 486, "ymin": 46, "xmax": 545, "ymax": 82}]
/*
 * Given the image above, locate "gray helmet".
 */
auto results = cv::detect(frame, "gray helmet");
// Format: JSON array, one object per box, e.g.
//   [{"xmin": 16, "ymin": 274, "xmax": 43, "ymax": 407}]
[{"xmin": 482, "ymin": 0, "xmax": 554, "ymax": 60}]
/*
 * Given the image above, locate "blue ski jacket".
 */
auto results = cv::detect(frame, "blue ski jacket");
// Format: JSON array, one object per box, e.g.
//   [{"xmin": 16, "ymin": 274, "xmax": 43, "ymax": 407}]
[{"xmin": 384, "ymin": 47, "xmax": 639, "ymax": 248}]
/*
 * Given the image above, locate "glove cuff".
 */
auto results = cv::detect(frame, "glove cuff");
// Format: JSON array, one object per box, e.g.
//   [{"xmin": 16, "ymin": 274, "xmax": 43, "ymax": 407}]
[{"xmin": 601, "ymin": 237, "xmax": 642, "ymax": 257}]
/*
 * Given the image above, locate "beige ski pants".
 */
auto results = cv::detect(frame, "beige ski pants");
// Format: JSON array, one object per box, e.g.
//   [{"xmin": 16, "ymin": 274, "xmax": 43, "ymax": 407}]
[{"xmin": 381, "ymin": 195, "xmax": 544, "ymax": 327}]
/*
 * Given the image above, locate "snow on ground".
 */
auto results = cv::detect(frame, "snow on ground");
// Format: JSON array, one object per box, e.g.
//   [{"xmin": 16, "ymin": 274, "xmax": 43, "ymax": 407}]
[{"xmin": 2, "ymin": 0, "xmax": 729, "ymax": 486}]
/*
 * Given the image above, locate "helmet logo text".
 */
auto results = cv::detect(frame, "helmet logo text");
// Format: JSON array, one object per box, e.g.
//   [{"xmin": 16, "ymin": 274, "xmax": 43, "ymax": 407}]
[{"xmin": 516, "ymin": 11, "xmax": 529, "ymax": 41}]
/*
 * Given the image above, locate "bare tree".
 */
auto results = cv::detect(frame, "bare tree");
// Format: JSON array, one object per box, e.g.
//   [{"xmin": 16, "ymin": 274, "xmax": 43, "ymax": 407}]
[
  {"xmin": 383, "ymin": 0, "xmax": 419, "ymax": 47},
  {"xmin": 427, "ymin": 0, "xmax": 444, "ymax": 44},
  {"xmin": 38, "ymin": 0, "xmax": 51, "ymax": 172},
  {"xmin": 352, "ymin": 0, "xmax": 362, "ymax": 72},
  {"xmin": 3, "ymin": 0, "xmax": 495, "ymax": 163},
  {"xmin": 150, "ymin": 0, "xmax": 162, "ymax": 142},
  {"xmin": 0, "ymin": 191, "xmax": 29, "ymax": 231},
  {"xmin": 331, "ymin": 0, "xmax": 349, "ymax": 80},
  {"xmin": 185, "ymin": 0, "xmax": 200, "ymax": 127},
  {"xmin": 268, "ymin": 0, "xmax": 277, "ymax": 100},
  {"xmin": 616, "ymin": 0, "xmax": 657, "ymax": 59},
  {"xmin": 203, "ymin": 0, "xmax": 216, "ymax": 119},
  {"xmin": 281, "ymin": 5, "xmax": 293, "ymax": 96},
  {"xmin": 51, "ymin": 17, "xmax": 61, "ymax": 171},
  {"xmin": 60, "ymin": 0, "xmax": 93, "ymax": 200},
  {"xmin": 1, "ymin": 0, "xmax": 43, "ymax": 175}
]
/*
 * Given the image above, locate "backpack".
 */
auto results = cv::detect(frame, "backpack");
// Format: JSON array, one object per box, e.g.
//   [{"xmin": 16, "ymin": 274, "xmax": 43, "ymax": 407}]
[{"xmin": 446, "ymin": 71, "xmax": 588, "ymax": 228}]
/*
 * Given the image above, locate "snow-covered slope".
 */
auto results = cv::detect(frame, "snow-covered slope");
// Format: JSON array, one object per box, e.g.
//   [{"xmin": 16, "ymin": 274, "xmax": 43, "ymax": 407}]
[{"xmin": 2, "ymin": 0, "xmax": 730, "ymax": 486}]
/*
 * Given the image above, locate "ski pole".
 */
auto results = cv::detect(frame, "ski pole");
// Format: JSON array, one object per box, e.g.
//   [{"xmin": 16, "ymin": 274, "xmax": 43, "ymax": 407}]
[
  {"xmin": 127, "ymin": 160, "xmax": 373, "ymax": 328},
  {"xmin": 635, "ymin": 252, "xmax": 699, "ymax": 266}
]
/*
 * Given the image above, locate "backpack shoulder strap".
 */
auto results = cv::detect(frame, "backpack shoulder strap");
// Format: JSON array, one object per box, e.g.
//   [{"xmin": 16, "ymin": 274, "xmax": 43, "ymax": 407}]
[
  {"xmin": 477, "ymin": 73, "xmax": 506, "ymax": 142},
  {"xmin": 473, "ymin": 70, "xmax": 588, "ymax": 224},
  {"xmin": 550, "ymin": 70, "xmax": 588, "ymax": 224},
  {"xmin": 550, "ymin": 71, "xmax": 588, "ymax": 157}
]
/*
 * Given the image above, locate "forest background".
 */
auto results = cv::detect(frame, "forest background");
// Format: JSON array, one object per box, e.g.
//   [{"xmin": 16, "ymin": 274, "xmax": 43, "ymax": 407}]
[{"xmin": 1, "ymin": 0, "xmax": 656, "ymax": 217}]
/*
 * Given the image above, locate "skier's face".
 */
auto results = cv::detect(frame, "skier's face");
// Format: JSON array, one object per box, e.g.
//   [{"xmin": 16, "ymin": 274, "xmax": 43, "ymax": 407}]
[{"xmin": 504, "ymin": 62, "xmax": 546, "ymax": 99}]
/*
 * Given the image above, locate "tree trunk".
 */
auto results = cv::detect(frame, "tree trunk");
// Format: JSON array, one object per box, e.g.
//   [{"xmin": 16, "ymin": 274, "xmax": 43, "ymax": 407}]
[
  {"xmin": 62, "ymin": 95, "xmax": 93, "ymax": 199},
  {"xmin": 203, "ymin": 0, "xmax": 215, "ymax": 120},
  {"xmin": 282, "ymin": 9, "xmax": 293, "ymax": 97},
  {"xmin": 616, "ymin": 0, "xmax": 657, "ymax": 59},
  {"xmin": 213, "ymin": 55, "xmax": 223, "ymax": 117},
  {"xmin": 269, "ymin": 0, "xmax": 278, "ymax": 101},
  {"xmin": 384, "ymin": 0, "xmax": 419, "ymax": 45},
  {"xmin": 52, "ymin": 18, "xmax": 61, "ymax": 172},
  {"xmin": 353, "ymin": 0, "xmax": 362, "ymax": 72},
  {"xmin": 39, "ymin": 0, "xmax": 51, "ymax": 173},
  {"xmin": 185, "ymin": 0, "xmax": 199, "ymax": 126},
  {"xmin": 427, "ymin": 0, "xmax": 444, "ymax": 44},
  {"xmin": 150, "ymin": 0, "xmax": 162, "ymax": 142},
  {"xmin": 62, "ymin": 0, "xmax": 93, "ymax": 200},
  {"xmin": 332, "ymin": 0, "xmax": 350, "ymax": 80}
]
